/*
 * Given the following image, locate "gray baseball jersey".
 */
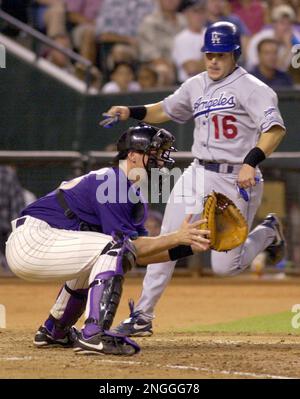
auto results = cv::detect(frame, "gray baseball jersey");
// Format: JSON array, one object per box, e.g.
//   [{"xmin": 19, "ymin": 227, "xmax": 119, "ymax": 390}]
[{"xmin": 163, "ymin": 66, "xmax": 286, "ymax": 163}]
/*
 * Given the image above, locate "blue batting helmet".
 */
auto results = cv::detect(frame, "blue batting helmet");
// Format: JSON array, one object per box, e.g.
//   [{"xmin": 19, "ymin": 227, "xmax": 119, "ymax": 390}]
[{"xmin": 201, "ymin": 21, "xmax": 241, "ymax": 59}]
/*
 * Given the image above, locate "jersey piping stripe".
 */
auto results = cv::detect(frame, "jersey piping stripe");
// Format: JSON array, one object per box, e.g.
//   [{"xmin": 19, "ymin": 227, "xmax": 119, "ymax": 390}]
[{"xmin": 193, "ymin": 104, "xmax": 236, "ymax": 119}]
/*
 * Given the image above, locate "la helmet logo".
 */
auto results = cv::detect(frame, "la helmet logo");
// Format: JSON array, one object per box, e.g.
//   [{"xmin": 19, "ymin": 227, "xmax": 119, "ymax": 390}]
[{"xmin": 211, "ymin": 32, "xmax": 221, "ymax": 44}]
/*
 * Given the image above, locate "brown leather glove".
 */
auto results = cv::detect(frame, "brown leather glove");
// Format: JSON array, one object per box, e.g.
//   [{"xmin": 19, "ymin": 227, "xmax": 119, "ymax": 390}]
[{"xmin": 200, "ymin": 192, "xmax": 248, "ymax": 252}]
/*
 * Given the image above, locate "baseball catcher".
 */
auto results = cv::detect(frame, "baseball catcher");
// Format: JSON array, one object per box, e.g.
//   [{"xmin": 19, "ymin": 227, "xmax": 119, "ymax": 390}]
[{"xmin": 5, "ymin": 123, "xmax": 211, "ymax": 356}]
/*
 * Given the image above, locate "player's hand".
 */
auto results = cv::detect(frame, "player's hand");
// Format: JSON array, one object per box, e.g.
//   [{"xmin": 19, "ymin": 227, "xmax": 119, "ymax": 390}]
[
  {"xmin": 176, "ymin": 215, "xmax": 211, "ymax": 249},
  {"xmin": 237, "ymin": 164, "xmax": 256, "ymax": 189},
  {"xmin": 101, "ymin": 106, "xmax": 130, "ymax": 122}
]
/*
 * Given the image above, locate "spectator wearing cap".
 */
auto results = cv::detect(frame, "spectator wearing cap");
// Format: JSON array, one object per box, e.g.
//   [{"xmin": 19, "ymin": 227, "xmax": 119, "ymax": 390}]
[
  {"xmin": 102, "ymin": 62, "xmax": 141, "ymax": 93},
  {"xmin": 250, "ymin": 38, "xmax": 293, "ymax": 88},
  {"xmin": 229, "ymin": 0, "xmax": 267, "ymax": 35},
  {"xmin": 172, "ymin": 0, "xmax": 207, "ymax": 82},
  {"xmin": 137, "ymin": 0, "xmax": 186, "ymax": 86},
  {"xmin": 65, "ymin": 0, "xmax": 104, "ymax": 64},
  {"xmin": 246, "ymin": 5, "xmax": 300, "ymax": 72}
]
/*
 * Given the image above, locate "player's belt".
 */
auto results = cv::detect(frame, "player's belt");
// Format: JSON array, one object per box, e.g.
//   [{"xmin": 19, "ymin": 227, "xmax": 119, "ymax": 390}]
[{"xmin": 197, "ymin": 159, "xmax": 234, "ymax": 173}]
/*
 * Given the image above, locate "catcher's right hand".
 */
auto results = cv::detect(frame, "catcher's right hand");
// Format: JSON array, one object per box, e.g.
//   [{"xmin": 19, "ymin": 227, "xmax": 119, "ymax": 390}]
[{"xmin": 99, "ymin": 106, "xmax": 130, "ymax": 127}]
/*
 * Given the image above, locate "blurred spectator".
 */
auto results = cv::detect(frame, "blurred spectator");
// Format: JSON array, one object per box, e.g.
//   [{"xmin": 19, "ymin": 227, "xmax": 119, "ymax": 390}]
[
  {"xmin": 65, "ymin": 0, "xmax": 104, "ymax": 64},
  {"xmin": 44, "ymin": 33, "xmax": 103, "ymax": 90},
  {"xmin": 206, "ymin": 0, "xmax": 250, "ymax": 33},
  {"xmin": 144, "ymin": 210, "xmax": 163, "ymax": 237},
  {"xmin": 96, "ymin": 0, "xmax": 154, "ymax": 45},
  {"xmin": 206, "ymin": 0, "xmax": 250, "ymax": 57},
  {"xmin": 264, "ymin": 0, "xmax": 298, "ymax": 24},
  {"xmin": 74, "ymin": 63, "xmax": 103, "ymax": 91},
  {"xmin": 152, "ymin": 62, "xmax": 177, "ymax": 87},
  {"xmin": 250, "ymin": 38, "xmax": 293, "ymax": 88},
  {"xmin": 45, "ymin": 34, "xmax": 75, "ymax": 72},
  {"xmin": 246, "ymin": 5, "xmax": 300, "ymax": 71},
  {"xmin": 137, "ymin": 0, "xmax": 186, "ymax": 86},
  {"xmin": 0, "ymin": 166, "xmax": 25, "ymax": 272},
  {"xmin": 102, "ymin": 62, "xmax": 141, "ymax": 93},
  {"xmin": 137, "ymin": 64, "xmax": 159, "ymax": 90},
  {"xmin": 106, "ymin": 44, "xmax": 139, "ymax": 72},
  {"xmin": 229, "ymin": 0, "xmax": 266, "ymax": 35},
  {"xmin": 34, "ymin": 1, "xmax": 66, "ymax": 37},
  {"xmin": 172, "ymin": 0, "xmax": 206, "ymax": 82}
]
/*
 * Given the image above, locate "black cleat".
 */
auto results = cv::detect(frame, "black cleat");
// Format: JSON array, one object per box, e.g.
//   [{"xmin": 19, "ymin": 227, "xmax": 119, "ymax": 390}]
[
  {"xmin": 33, "ymin": 326, "xmax": 79, "ymax": 348},
  {"xmin": 74, "ymin": 330, "xmax": 140, "ymax": 356}
]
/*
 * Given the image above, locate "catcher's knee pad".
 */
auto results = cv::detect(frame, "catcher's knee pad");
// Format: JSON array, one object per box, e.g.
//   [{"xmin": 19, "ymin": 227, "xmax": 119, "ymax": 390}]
[
  {"xmin": 86, "ymin": 272, "xmax": 124, "ymax": 331},
  {"xmin": 101, "ymin": 233, "xmax": 137, "ymax": 274}
]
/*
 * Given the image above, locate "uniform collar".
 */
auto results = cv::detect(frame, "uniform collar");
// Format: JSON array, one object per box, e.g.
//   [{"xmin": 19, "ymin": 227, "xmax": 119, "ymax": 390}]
[{"xmin": 205, "ymin": 66, "xmax": 246, "ymax": 87}]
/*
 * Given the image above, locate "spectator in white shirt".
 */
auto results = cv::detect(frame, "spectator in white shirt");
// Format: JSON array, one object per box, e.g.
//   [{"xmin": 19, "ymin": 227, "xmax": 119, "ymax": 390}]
[{"xmin": 172, "ymin": 0, "xmax": 207, "ymax": 82}]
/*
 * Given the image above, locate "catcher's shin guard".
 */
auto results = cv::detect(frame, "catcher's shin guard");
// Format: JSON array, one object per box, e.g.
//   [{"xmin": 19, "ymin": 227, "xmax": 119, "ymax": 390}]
[
  {"xmin": 83, "ymin": 236, "xmax": 136, "ymax": 337},
  {"xmin": 86, "ymin": 271, "xmax": 124, "ymax": 333},
  {"xmin": 45, "ymin": 285, "xmax": 88, "ymax": 339}
]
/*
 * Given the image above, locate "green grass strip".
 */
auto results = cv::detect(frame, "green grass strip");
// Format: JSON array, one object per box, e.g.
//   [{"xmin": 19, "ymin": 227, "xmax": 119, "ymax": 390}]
[{"xmin": 178, "ymin": 311, "xmax": 300, "ymax": 334}]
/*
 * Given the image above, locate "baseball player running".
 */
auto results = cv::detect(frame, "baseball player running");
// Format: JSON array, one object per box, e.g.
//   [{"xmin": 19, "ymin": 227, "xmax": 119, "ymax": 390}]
[
  {"xmin": 5, "ymin": 124, "xmax": 210, "ymax": 356},
  {"xmin": 100, "ymin": 22, "xmax": 286, "ymax": 337}
]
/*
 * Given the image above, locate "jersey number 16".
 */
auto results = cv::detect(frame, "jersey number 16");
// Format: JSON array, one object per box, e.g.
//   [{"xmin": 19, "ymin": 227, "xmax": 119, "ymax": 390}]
[{"xmin": 212, "ymin": 115, "xmax": 237, "ymax": 139}]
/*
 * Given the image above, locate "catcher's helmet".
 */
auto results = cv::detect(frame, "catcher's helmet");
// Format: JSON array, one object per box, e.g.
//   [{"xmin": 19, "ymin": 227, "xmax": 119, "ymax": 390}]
[
  {"xmin": 201, "ymin": 21, "xmax": 241, "ymax": 59},
  {"xmin": 117, "ymin": 123, "xmax": 177, "ymax": 170}
]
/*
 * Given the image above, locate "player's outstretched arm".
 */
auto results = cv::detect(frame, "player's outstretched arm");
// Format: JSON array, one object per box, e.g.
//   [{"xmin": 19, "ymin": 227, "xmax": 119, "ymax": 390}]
[
  {"xmin": 136, "ymin": 240, "xmax": 207, "ymax": 266},
  {"xmin": 134, "ymin": 216, "xmax": 210, "ymax": 265},
  {"xmin": 100, "ymin": 101, "xmax": 170, "ymax": 126}
]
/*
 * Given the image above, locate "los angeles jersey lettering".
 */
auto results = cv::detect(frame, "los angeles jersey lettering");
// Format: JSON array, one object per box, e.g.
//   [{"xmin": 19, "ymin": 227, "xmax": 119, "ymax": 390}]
[{"xmin": 162, "ymin": 66, "xmax": 285, "ymax": 163}]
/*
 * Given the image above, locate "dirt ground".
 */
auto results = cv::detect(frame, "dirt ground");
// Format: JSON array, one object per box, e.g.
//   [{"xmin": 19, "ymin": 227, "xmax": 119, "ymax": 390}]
[{"xmin": 0, "ymin": 276, "xmax": 300, "ymax": 379}]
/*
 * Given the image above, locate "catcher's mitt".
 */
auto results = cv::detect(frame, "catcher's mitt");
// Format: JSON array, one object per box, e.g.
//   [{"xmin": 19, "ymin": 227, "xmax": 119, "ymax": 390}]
[{"xmin": 200, "ymin": 191, "xmax": 248, "ymax": 252}]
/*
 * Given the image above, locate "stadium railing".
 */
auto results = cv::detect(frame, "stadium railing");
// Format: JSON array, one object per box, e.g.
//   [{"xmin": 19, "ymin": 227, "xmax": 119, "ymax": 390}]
[{"xmin": 0, "ymin": 9, "xmax": 93, "ymax": 89}]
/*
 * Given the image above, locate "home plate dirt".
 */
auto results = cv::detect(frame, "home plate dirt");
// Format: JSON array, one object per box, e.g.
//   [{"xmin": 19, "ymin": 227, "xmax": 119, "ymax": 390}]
[{"xmin": 1, "ymin": 276, "xmax": 300, "ymax": 379}]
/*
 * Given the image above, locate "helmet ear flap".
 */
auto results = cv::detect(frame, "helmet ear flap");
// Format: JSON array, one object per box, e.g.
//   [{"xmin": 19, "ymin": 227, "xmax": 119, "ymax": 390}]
[{"xmin": 234, "ymin": 48, "xmax": 241, "ymax": 61}]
